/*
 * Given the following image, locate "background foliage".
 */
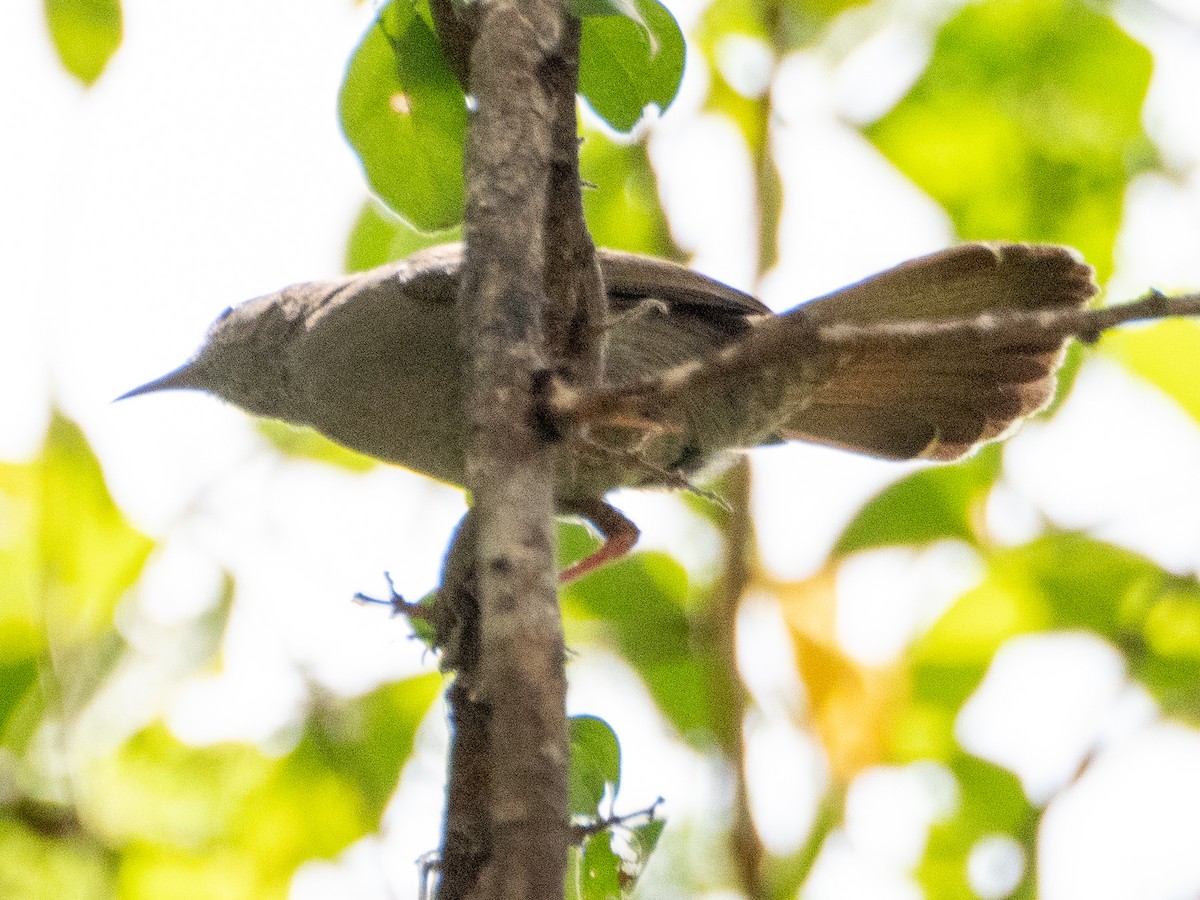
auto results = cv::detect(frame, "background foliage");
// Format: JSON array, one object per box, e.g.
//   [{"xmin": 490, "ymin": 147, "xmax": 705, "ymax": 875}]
[{"xmin": 7, "ymin": 0, "xmax": 1200, "ymax": 897}]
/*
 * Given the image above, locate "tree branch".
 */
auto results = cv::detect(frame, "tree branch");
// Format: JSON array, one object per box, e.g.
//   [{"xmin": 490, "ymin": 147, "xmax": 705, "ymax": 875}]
[
  {"xmin": 558, "ymin": 289, "xmax": 1200, "ymax": 428},
  {"xmin": 436, "ymin": 0, "xmax": 592, "ymax": 896}
]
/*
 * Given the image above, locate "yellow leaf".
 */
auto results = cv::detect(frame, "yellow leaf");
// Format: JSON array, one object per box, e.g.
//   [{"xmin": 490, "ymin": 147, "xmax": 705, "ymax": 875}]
[{"xmin": 775, "ymin": 568, "xmax": 905, "ymax": 780}]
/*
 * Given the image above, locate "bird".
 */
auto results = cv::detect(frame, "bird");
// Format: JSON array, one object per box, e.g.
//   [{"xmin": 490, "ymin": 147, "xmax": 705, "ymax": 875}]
[{"xmin": 120, "ymin": 241, "xmax": 1096, "ymax": 578}]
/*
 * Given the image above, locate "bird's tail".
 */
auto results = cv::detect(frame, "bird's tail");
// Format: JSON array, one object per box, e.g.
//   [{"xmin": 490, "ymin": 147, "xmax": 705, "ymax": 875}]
[{"xmin": 780, "ymin": 243, "xmax": 1098, "ymax": 461}]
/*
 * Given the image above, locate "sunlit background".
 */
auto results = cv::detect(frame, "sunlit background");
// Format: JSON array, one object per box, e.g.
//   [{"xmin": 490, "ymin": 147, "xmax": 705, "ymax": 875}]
[{"xmin": 4, "ymin": 0, "xmax": 1200, "ymax": 897}]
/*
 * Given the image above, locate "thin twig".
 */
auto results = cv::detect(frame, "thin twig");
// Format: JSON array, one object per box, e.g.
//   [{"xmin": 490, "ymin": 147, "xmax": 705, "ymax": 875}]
[
  {"xmin": 569, "ymin": 797, "xmax": 665, "ymax": 843},
  {"xmin": 560, "ymin": 289, "xmax": 1199, "ymax": 427}
]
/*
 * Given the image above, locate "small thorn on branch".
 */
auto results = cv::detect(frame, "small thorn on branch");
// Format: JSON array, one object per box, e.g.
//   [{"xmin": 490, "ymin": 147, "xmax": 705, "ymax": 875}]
[{"xmin": 353, "ymin": 572, "xmax": 432, "ymax": 621}]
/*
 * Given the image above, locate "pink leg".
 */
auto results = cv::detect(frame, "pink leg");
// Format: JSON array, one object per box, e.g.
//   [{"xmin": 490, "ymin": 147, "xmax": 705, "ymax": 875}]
[{"xmin": 559, "ymin": 498, "xmax": 640, "ymax": 583}]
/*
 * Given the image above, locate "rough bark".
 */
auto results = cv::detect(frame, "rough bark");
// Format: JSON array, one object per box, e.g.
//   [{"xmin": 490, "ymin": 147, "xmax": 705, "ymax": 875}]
[{"xmin": 432, "ymin": 0, "xmax": 598, "ymax": 896}]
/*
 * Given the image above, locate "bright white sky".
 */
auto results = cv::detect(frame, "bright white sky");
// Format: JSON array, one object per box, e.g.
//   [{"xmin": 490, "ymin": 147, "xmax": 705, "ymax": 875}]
[{"xmin": 4, "ymin": 0, "xmax": 1200, "ymax": 898}]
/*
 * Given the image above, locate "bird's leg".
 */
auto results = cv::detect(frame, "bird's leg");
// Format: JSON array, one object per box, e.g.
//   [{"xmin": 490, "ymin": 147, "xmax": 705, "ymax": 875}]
[{"xmin": 560, "ymin": 497, "xmax": 640, "ymax": 582}]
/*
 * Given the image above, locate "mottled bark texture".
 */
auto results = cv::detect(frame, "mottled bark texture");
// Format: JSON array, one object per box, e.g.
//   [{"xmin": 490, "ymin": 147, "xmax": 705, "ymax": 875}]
[{"xmin": 432, "ymin": 0, "xmax": 602, "ymax": 897}]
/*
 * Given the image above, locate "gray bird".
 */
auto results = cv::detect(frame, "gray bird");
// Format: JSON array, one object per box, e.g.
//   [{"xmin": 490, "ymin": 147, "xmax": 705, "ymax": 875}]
[{"xmin": 121, "ymin": 242, "xmax": 1096, "ymax": 576}]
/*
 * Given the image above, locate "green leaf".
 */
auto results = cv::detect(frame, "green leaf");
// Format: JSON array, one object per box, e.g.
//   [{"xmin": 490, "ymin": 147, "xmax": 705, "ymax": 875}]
[
  {"xmin": 578, "ymin": 832, "xmax": 623, "ymax": 900},
  {"xmin": 88, "ymin": 675, "xmax": 439, "ymax": 896},
  {"xmin": 997, "ymin": 536, "xmax": 1200, "ymax": 722},
  {"xmin": 998, "ymin": 532, "xmax": 1162, "ymax": 638},
  {"xmin": 866, "ymin": 0, "xmax": 1155, "ymax": 280},
  {"xmin": 785, "ymin": 0, "xmax": 872, "ymax": 25},
  {"xmin": 563, "ymin": 553, "xmax": 718, "ymax": 744},
  {"xmin": 1103, "ymin": 319, "xmax": 1200, "ymax": 426},
  {"xmin": 305, "ymin": 673, "xmax": 443, "ymax": 812},
  {"xmin": 580, "ymin": 131, "xmax": 677, "ymax": 257},
  {"xmin": 694, "ymin": 0, "xmax": 772, "ymax": 149},
  {"xmin": 628, "ymin": 817, "xmax": 665, "ymax": 865},
  {"xmin": 0, "ymin": 658, "xmax": 38, "ymax": 740},
  {"xmin": 339, "ymin": 0, "xmax": 468, "ymax": 230},
  {"xmin": 1134, "ymin": 584, "xmax": 1200, "ymax": 719},
  {"xmin": 918, "ymin": 754, "xmax": 1036, "ymax": 900},
  {"xmin": 86, "ymin": 724, "xmax": 279, "ymax": 850},
  {"xmin": 579, "ymin": 0, "xmax": 685, "ymax": 132},
  {"xmin": 0, "ymin": 820, "xmax": 114, "ymax": 900},
  {"xmin": 344, "ymin": 198, "xmax": 461, "ymax": 273},
  {"xmin": 44, "ymin": 0, "xmax": 122, "ymax": 86},
  {"xmin": 894, "ymin": 533, "xmax": 1186, "ymax": 758},
  {"xmin": 0, "ymin": 605, "xmax": 43, "ymax": 745},
  {"xmin": 0, "ymin": 412, "xmax": 153, "ymax": 650},
  {"xmin": 566, "ymin": 846, "xmax": 584, "ymax": 900},
  {"xmin": 571, "ymin": 0, "xmax": 651, "ymax": 40},
  {"xmin": 833, "ymin": 446, "xmax": 1001, "ymax": 557},
  {"xmin": 115, "ymin": 846, "xmax": 269, "ymax": 900},
  {"xmin": 568, "ymin": 715, "xmax": 622, "ymax": 816}
]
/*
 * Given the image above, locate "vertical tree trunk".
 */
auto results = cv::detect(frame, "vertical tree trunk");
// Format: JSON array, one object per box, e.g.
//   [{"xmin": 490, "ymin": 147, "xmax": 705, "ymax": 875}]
[{"xmin": 435, "ymin": 0, "xmax": 602, "ymax": 896}]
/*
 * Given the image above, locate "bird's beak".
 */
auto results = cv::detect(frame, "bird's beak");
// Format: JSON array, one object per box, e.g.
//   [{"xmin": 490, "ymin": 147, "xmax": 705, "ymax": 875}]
[{"xmin": 115, "ymin": 361, "xmax": 203, "ymax": 401}]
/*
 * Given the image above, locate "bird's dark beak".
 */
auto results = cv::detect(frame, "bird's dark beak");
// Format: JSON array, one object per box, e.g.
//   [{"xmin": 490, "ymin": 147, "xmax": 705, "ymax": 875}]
[{"xmin": 115, "ymin": 362, "xmax": 203, "ymax": 402}]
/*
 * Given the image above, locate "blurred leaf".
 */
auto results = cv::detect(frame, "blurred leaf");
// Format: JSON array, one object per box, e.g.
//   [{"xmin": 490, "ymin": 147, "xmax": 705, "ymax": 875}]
[
  {"xmin": 339, "ymin": 0, "xmax": 468, "ymax": 230},
  {"xmin": 1103, "ymin": 319, "xmax": 1200, "ymax": 426},
  {"xmin": 0, "ymin": 412, "xmax": 153, "ymax": 656},
  {"xmin": 770, "ymin": 786, "xmax": 845, "ymax": 897},
  {"xmin": 86, "ymin": 725, "xmax": 278, "ymax": 850},
  {"xmin": 0, "ymin": 820, "xmax": 114, "ymax": 900},
  {"xmin": 560, "ymin": 520, "xmax": 601, "ymax": 572},
  {"xmin": 305, "ymin": 672, "xmax": 443, "ymax": 812},
  {"xmin": 896, "ymin": 533, "xmax": 1178, "ymax": 757},
  {"xmin": 398, "ymin": 588, "xmax": 441, "ymax": 650},
  {"xmin": 44, "ymin": 0, "xmax": 122, "ymax": 86},
  {"xmin": 918, "ymin": 754, "xmax": 1035, "ymax": 900},
  {"xmin": 906, "ymin": 555, "xmax": 1046, "ymax": 711},
  {"xmin": 579, "ymin": 0, "xmax": 685, "ymax": 132},
  {"xmin": 0, "ymin": 663, "xmax": 38, "ymax": 743},
  {"xmin": 788, "ymin": 0, "xmax": 870, "ymax": 22},
  {"xmin": 696, "ymin": 0, "xmax": 869, "ymax": 142},
  {"xmin": 1141, "ymin": 590, "xmax": 1200, "ymax": 662},
  {"xmin": 1004, "ymin": 537, "xmax": 1200, "ymax": 722},
  {"xmin": 116, "ymin": 846, "xmax": 267, "ymax": 900},
  {"xmin": 1133, "ymin": 584, "xmax": 1200, "ymax": 721},
  {"xmin": 896, "ymin": 560, "xmax": 1045, "ymax": 761},
  {"xmin": 834, "ymin": 446, "xmax": 1001, "ymax": 557},
  {"xmin": 778, "ymin": 569, "xmax": 905, "ymax": 779},
  {"xmin": 866, "ymin": 0, "xmax": 1155, "ymax": 279},
  {"xmin": 566, "ymin": 845, "xmax": 583, "ymax": 900},
  {"xmin": 87, "ymin": 675, "xmax": 439, "ymax": 894},
  {"xmin": 40, "ymin": 413, "xmax": 154, "ymax": 641},
  {"xmin": 0, "ymin": 628, "xmax": 40, "ymax": 740},
  {"xmin": 698, "ymin": 0, "xmax": 770, "ymax": 49},
  {"xmin": 255, "ymin": 420, "xmax": 377, "ymax": 473},
  {"xmin": 344, "ymin": 199, "xmax": 460, "ymax": 273},
  {"xmin": 997, "ymin": 532, "xmax": 1161, "ymax": 637},
  {"xmin": 569, "ymin": 715, "xmax": 622, "ymax": 816},
  {"xmin": 580, "ymin": 132, "xmax": 677, "ymax": 257},
  {"xmin": 695, "ymin": 0, "xmax": 772, "ymax": 150},
  {"xmin": 563, "ymin": 553, "xmax": 720, "ymax": 744}
]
